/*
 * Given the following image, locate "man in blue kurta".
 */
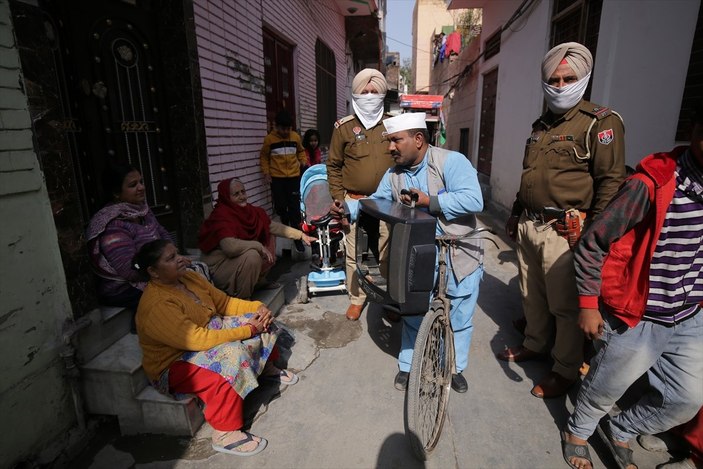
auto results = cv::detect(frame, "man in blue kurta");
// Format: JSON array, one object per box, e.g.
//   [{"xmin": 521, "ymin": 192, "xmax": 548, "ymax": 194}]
[{"xmin": 336, "ymin": 112, "xmax": 484, "ymax": 392}]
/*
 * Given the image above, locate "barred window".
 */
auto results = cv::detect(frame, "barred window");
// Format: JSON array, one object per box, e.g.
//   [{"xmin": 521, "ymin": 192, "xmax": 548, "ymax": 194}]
[{"xmin": 550, "ymin": 0, "xmax": 602, "ymax": 100}]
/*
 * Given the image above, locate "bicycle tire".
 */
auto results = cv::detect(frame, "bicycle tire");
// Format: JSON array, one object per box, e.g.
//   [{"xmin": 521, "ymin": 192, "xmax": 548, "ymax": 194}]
[{"xmin": 405, "ymin": 303, "xmax": 454, "ymax": 460}]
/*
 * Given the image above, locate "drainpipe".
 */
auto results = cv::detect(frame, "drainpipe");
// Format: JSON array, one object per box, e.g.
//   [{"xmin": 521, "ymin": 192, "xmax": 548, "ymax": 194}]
[{"xmin": 61, "ymin": 316, "xmax": 92, "ymax": 431}]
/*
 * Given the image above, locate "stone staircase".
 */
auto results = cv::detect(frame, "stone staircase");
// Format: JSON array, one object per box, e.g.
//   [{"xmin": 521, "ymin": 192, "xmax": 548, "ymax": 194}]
[{"xmin": 77, "ymin": 285, "xmax": 286, "ymax": 436}]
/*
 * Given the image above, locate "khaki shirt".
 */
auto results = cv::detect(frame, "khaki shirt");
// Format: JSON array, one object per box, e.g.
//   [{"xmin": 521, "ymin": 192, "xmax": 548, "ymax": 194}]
[
  {"xmin": 516, "ymin": 100, "xmax": 626, "ymax": 218},
  {"xmin": 326, "ymin": 114, "xmax": 394, "ymax": 201}
]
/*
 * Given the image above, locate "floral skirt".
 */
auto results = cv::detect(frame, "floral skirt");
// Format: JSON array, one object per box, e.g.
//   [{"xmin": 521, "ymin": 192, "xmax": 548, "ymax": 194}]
[{"xmin": 155, "ymin": 314, "xmax": 278, "ymax": 399}]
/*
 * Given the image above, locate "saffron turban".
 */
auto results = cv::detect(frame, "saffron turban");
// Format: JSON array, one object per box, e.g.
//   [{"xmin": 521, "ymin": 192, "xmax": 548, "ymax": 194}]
[
  {"xmin": 541, "ymin": 42, "xmax": 593, "ymax": 81},
  {"xmin": 351, "ymin": 68, "xmax": 388, "ymax": 95}
]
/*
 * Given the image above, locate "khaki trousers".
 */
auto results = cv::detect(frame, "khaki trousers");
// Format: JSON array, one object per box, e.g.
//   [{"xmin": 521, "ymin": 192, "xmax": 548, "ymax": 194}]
[
  {"xmin": 516, "ymin": 214, "xmax": 583, "ymax": 379},
  {"xmin": 344, "ymin": 195, "xmax": 390, "ymax": 306}
]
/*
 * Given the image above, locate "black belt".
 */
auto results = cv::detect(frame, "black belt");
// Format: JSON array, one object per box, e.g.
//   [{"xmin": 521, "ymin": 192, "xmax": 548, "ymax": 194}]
[{"xmin": 523, "ymin": 208, "xmax": 565, "ymax": 224}]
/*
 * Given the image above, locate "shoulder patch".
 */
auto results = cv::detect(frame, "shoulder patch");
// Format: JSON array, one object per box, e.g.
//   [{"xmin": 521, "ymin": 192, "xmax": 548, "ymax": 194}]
[
  {"xmin": 583, "ymin": 105, "xmax": 612, "ymax": 120},
  {"xmin": 334, "ymin": 114, "xmax": 355, "ymax": 129}
]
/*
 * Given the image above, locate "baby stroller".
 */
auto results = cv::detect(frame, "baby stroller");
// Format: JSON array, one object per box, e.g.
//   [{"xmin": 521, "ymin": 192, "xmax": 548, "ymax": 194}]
[{"xmin": 294, "ymin": 164, "xmax": 347, "ymax": 303}]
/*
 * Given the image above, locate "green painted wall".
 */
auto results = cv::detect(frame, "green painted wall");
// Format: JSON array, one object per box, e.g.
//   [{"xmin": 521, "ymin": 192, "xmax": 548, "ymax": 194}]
[{"xmin": 0, "ymin": 0, "xmax": 76, "ymax": 464}]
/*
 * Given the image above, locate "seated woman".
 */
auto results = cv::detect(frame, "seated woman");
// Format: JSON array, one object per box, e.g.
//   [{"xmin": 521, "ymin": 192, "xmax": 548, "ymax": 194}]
[
  {"xmin": 134, "ymin": 239, "xmax": 297, "ymax": 456},
  {"xmin": 198, "ymin": 178, "xmax": 315, "ymax": 299},
  {"xmin": 86, "ymin": 163, "xmax": 172, "ymax": 311}
]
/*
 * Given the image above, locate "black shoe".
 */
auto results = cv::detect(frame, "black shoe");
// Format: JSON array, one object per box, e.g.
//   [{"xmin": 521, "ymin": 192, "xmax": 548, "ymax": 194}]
[
  {"xmin": 294, "ymin": 239, "xmax": 305, "ymax": 252},
  {"xmin": 394, "ymin": 371, "xmax": 409, "ymax": 391},
  {"xmin": 451, "ymin": 373, "xmax": 468, "ymax": 393}
]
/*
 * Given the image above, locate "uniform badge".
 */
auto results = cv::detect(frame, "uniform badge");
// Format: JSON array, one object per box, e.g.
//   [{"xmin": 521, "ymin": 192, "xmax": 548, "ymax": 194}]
[
  {"xmin": 597, "ymin": 129, "xmax": 614, "ymax": 145},
  {"xmin": 353, "ymin": 126, "xmax": 366, "ymax": 141}
]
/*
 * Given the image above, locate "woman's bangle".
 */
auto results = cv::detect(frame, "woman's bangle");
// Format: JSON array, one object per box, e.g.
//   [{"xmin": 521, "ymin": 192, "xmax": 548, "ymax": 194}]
[{"xmin": 247, "ymin": 323, "xmax": 258, "ymax": 336}]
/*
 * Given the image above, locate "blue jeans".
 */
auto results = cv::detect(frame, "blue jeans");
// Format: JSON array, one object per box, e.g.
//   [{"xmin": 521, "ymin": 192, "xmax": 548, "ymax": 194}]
[
  {"xmin": 567, "ymin": 310, "xmax": 703, "ymax": 442},
  {"xmin": 398, "ymin": 266, "xmax": 482, "ymax": 374}
]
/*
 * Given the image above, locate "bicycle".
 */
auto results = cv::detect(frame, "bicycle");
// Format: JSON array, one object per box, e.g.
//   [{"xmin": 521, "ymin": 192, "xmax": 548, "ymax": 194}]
[
  {"xmin": 354, "ymin": 191, "xmax": 494, "ymax": 460},
  {"xmin": 405, "ymin": 229, "xmax": 492, "ymax": 460}
]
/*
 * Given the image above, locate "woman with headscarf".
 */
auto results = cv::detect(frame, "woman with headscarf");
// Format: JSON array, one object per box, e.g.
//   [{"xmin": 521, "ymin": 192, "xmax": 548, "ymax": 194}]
[
  {"xmin": 86, "ymin": 163, "xmax": 174, "ymax": 313},
  {"xmin": 325, "ymin": 68, "xmax": 395, "ymax": 321},
  {"xmin": 198, "ymin": 178, "xmax": 315, "ymax": 300}
]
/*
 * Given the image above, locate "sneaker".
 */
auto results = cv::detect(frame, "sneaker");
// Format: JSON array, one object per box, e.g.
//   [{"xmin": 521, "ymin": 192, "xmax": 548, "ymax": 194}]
[
  {"xmin": 293, "ymin": 239, "xmax": 305, "ymax": 252},
  {"xmin": 394, "ymin": 371, "xmax": 409, "ymax": 391},
  {"xmin": 451, "ymin": 373, "xmax": 468, "ymax": 393}
]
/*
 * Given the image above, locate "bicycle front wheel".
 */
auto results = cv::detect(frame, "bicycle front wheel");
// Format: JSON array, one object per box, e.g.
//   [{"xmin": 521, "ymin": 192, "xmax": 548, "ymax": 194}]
[{"xmin": 405, "ymin": 303, "xmax": 454, "ymax": 460}]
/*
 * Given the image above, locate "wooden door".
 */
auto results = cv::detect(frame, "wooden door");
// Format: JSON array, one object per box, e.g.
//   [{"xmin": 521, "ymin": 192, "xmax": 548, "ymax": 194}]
[
  {"xmin": 263, "ymin": 29, "xmax": 296, "ymax": 130},
  {"xmin": 477, "ymin": 68, "xmax": 498, "ymax": 176}
]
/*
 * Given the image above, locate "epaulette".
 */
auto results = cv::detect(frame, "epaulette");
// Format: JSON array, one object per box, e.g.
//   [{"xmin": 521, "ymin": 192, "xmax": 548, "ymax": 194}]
[
  {"xmin": 582, "ymin": 105, "xmax": 612, "ymax": 120},
  {"xmin": 334, "ymin": 114, "xmax": 356, "ymax": 129}
]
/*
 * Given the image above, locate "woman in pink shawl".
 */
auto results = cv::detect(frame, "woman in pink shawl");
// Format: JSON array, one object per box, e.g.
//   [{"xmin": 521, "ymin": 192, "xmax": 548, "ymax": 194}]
[
  {"xmin": 86, "ymin": 164, "xmax": 173, "ymax": 313},
  {"xmin": 198, "ymin": 178, "xmax": 315, "ymax": 299}
]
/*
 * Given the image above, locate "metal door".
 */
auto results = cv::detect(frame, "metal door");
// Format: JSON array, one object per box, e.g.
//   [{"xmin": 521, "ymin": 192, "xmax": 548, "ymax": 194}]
[{"xmin": 56, "ymin": 0, "xmax": 178, "ymax": 233}]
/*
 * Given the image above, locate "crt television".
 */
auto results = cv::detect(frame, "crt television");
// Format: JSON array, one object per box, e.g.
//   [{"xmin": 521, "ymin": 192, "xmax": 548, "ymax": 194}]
[{"xmin": 356, "ymin": 198, "xmax": 437, "ymax": 315}]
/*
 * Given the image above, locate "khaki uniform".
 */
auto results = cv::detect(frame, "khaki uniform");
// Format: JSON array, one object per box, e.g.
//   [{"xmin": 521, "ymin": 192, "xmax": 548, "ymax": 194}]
[
  {"xmin": 327, "ymin": 114, "xmax": 393, "ymax": 201},
  {"xmin": 327, "ymin": 114, "xmax": 393, "ymax": 305},
  {"xmin": 513, "ymin": 100, "xmax": 626, "ymax": 380}
]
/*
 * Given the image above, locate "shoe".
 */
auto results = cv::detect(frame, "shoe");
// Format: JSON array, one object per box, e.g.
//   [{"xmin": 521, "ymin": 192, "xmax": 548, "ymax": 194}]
[
  {"xmin": 531, "ymin": 371, "xmax": 576, "ymax": 398},
  {"xmin": 211, "ymin": 431, "xmax": 268, "ymax": 457},
  {"xmin": 579, "ymin": 361, "xmax": 590, "ymax": 377},
  {"xmin": 255, "ymin": 280, "xmax": 281, "ymax": 290},
  {"xmin": 394, "ymin": 371, "xmax": 409, "ymax": 391},
  {"xmin": 260, "ymin": 368, "xmax": 299, "ymax": 386},
  {"xmin": 293, "ymin": 239, "xmax": 305, "ymax": 252},
  {"xmin": 496, "ymin": 345, "xmax": 545, "ymax": 362},
  {"xmin": 451, "ymin": 373, "xmax": 468, "ymax": 393},
  {"xmin": 345, "ymin": 304, "xmax": 363, "ymax": 320},
  {"xmin": 638, "ymin": 433, "xmax": 688, "ymax": 453},
  {"xmin": 561, "ymin": 431, "xmax": 593, "ymax": 469},
  {"xmin": 597, "ymin": 420, "xmax": 638, "ymax": 469},
  {"xmin": 657, "ymin": 458, "xmax": 697, "ymax": 469}
]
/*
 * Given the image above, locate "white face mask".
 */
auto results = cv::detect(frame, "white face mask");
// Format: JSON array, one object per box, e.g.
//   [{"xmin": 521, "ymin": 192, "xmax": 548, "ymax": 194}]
[
  {"xmin": 541, "ymin": 72, "xmax": 591, "ymax": 114},
  {"xmin": 352, "ymin": 93, "xmax": 385, "ymax": 129}
]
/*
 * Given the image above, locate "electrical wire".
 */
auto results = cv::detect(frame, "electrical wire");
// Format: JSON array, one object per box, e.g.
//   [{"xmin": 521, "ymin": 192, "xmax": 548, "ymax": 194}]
[{"xmin": 441, "ymin": 0, "xmax": 538, "ymax": 97}]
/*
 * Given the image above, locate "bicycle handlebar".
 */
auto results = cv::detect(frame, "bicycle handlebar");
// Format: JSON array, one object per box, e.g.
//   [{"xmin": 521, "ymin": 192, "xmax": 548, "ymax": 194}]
[
  {"xmin": 435, "ymin": 227, "xmax": 496, "ymax": 242},
  {"xmin": 400, "ymin": 189, "xmax": 420, "ymax": 202}
]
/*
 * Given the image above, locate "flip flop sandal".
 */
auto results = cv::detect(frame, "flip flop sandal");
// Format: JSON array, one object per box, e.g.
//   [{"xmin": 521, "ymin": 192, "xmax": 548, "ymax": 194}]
[
  {"xmin": 212, "ymin": 431, "xmax": 268, "ymax": 456},
  {"xmin": 597, "ymin": 422, "xmax": 638, "ymax": 469},
  {"xmin": 561, "ymin": 431, "xmax": 593, "ymax": 469},
  {"xmin": 261, "ymin": 368, "xmax": 299, "ymax": 385}
]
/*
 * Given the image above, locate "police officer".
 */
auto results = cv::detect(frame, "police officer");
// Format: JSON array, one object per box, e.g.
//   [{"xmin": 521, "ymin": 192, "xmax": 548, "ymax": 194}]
[
  {"xmin": 497, "ymin": 42, "xmax": 626, "ymax": 399},
  {"xmin": 327, "ymin": 68, "xmax": 393, "ymax": 321}
]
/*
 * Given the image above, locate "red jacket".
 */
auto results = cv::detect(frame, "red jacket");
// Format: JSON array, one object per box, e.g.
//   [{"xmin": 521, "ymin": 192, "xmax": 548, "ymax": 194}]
[{"xmin": 582, "ymin": 146, "xmax": 685, "ymax": 327}]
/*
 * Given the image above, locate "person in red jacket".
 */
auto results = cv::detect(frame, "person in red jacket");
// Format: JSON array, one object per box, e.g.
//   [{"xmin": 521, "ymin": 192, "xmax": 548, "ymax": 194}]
[{"xmin": 561, "ymin": 100, "xmax": 703, "ymax": 469}]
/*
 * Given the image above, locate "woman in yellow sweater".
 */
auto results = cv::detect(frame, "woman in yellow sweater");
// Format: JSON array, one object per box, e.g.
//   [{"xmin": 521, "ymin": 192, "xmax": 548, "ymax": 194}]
[{"xmin": 134, "ymin": 239, "xmax": 297, "ymax": 457}]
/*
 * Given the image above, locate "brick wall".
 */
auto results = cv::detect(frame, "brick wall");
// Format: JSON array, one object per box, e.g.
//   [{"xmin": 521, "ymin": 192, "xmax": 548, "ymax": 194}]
[{"xmin": 193, "ymin": 0, "xmax": 348, "ymax": 209}]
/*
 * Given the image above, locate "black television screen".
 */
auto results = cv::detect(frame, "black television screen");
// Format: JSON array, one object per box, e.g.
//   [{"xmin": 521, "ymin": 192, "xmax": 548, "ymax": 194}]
[{"xmin": 356, "ymin": 198, "xmax": 437, "ymax": 315}]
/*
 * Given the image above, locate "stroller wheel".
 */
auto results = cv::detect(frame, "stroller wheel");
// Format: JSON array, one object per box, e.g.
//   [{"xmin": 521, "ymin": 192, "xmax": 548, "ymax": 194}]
[{"xmin": 295, "ymin": 275, "xmax": 309, "ymax": 304}]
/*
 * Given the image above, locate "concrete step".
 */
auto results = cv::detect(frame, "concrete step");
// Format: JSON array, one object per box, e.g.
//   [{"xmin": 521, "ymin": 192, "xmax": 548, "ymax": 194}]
[
  {"xmin": 131, "ymin": 387, "xmax": 204, "ymax": 436},
  {"xmin": 81, "ymin": 334, "xmax": 147, "ymax": 433},
  {"xmin": 77, "ymin": 306, "xmax": 133, "ymax": 364},
  {"xmin": 252, "ymin": 283, "xmax": 285, "ymax": 317},
  {"xmin": 80, "ymin": 284, "xmax": 286, "ymax": 436}
]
